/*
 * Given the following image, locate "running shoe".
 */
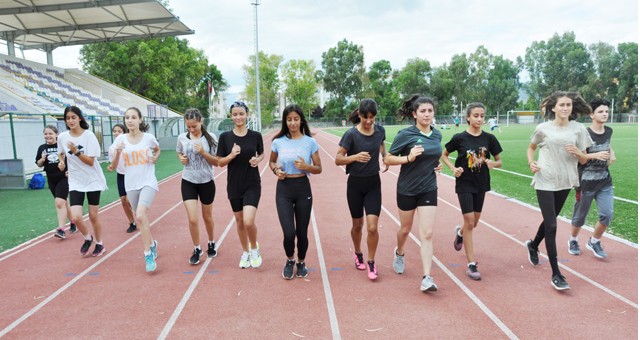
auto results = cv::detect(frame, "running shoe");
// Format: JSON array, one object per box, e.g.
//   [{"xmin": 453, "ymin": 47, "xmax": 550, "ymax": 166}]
[
  {"xmin": 586, "ymin": 238, "xmax": 608, "ymax": 259},
  {"xmin": 420, "ymin": 275, "xmax": 438, "ymax": 292},
  {"xmin": 189, "ymin": 247, "xmax": 202, "ymax": 265},
  {"xmin": 393, "ymin": 247, "xmax": 405, "ymax": 274},
  {"xmin": 296, "ymin": 261, "xmax": 308, "ymax": 278},
  {"xmin": 453, "ymin": 225, "xmax": 463, "ymax": 251},
  {"xmin": 91, "ymin": 244, "xmax": 105, "ymax": 257},
  {"xmin": 126, "ymin": 223, "xmax": 137, "ymax": 233},
  {"xmin": 145, "ymin": 253, "xmax": 157, "ymax": 272},
  {"xmin": 466, "ymin": 262, "xmax": 481, "ymax": 280},
  {"xmin": 150, "ymin": 240, "xmax": 158, "ymax": 260},
  {"xmin": 239, "ymin": 251, "xmax": 250, "ymax": 268},
  {"xmin": 525, "ymin": 240, "xmax": 539, "ymax": 266},
  {"xmin": 354, "ymin": 252, "xmax": 366, "ymax": 270},
  {"xmin": 69, "ymin": 223, "xmax": 77, "ymax": 233},
  {"xmin": 568, "ymin": 239, "xmax": 581, "ymax": 255},
  {"xmin": 551, "ymin": 274, "xmax": 570, "ymax": 290},
  {"xmin": 54, "ymin": 228, "xmax": 66, "ymax": 239},
  {"xmin": 80, "ymin": 236, "xmax": 93, "ymax": 256},
  {"xmin": 207, "ymin": 242, "xmax": 217, "ymax": 258},
  {"xmin": 367, "ymin": 261, "xmax": 378, "ymax": 280},
  {"xmin": 283, "ymin": 259, "xmax": 295, "ymax": 280},
  {"xmin": 250, "ymin": 243, "xmax": 262, "ymax": 268}
]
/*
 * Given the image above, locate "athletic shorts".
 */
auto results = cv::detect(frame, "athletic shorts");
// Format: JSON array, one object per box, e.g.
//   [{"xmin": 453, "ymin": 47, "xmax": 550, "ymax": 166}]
[
  {"xmin": 127, "ymin": 186, "xmax": 157, "ymax": 212},
  {"xmin": 397, "ymin": 190, "xmax": 437, "ymax": 211},
  {"xmin": 69, "ymin": 190, "xmax": 101, "ymax": 206},
  {"xmin": 347, "ymin": 174, "xmax": 381, "ymax": 218},
  {"xmin": 457, "ymin": 192, "xmax": 486, "ymax": 214},
  {"xmin": 181, "ymin": 179, "xmax": 215, "ymax": 205},
  {"xmin": 48, "ymin": 175, "xmax": 69, "ymax": 200},
  {"xmin": 116, "ymin": 173, "xmax": 127, "ymax": 197},
  {"xmin": 229, "ymin": 184, "xmax": 261, "ymax": 212}
]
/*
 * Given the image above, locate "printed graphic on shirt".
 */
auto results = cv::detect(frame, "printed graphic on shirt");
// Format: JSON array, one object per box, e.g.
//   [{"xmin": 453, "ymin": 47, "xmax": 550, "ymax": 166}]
[
  {"xmin": 67, "ymin": 144, "xmax": 84, "ymax": 155},
  {"xmin": 466, "ymin": 147, "xmax": 487, "ymax": 172},
  {"xmin": 123, "ymin": 148, "xmax": 154, "ymax": 166},
  {"xmin": 581, "ymin": 140, "xmax": 610, "ymax": 182}
]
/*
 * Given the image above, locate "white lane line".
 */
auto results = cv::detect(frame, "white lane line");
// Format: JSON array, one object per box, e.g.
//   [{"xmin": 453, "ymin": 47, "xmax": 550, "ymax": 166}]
[
  {"xmin": 310, "ymin": 208, "xmax": 342, "ymax": 340},
  {"xmin": 0, "ymin": 201, "xmax": 183, "ymax": 338}
]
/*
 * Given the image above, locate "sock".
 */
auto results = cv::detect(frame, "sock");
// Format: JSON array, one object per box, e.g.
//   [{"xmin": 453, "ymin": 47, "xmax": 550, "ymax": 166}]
[
  {"xmin": 457, "ymin": 229, "xmax": 463, "ymax": 237},
  {"xmin": 468, "ymin": 262, "xmax": 476, "ymax": 267},
  {"xmin": 569, "ymin": 236, "xmax": 578, "ymax": 241},
  {"xmin": 144, "ymin": 250, "xmax": 151, "ymax": 256},
  {"xmin": 195, "ymin": 245, "xmax": 201, "ymax": 251},
  {"xmin": 96, "ymin": 241, "xmax": 102, "ymax": 246},
  {"xmin": 591, "ymin": 237, "xmax": 600, "ymax": 244},
  {"xmin": 84, "ymin": 234, "xmax": 92, "ymax": 241},
  {"xmin": 209, "ymin": 240, "xmax": 215, "ymax": 245}
]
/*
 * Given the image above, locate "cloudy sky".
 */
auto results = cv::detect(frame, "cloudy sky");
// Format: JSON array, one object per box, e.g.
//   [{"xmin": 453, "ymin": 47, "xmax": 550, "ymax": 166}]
[{"xmin": 21, "ymin": 0, "xmax": 640, "ymax": 93}]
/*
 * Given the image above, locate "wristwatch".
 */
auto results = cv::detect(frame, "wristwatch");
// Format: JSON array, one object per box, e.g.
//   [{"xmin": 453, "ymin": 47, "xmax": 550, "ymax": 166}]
[{"xmin": 74, "ymin": 151, "xmax": 81, "ymax": 157}]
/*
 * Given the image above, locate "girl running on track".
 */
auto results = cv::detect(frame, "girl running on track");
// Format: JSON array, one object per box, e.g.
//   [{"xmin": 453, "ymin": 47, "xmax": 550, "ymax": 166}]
[
  {"xmin": 57, "ymin": 106, "xmax": 107, "ymax": 257},
  {"xmin": 217, "ymin": 101, "xmax": 264, "ymax": 269},
  {"xmin": 384, "ymin": 95, "xmax": 442, "ymax": 292},
  {"xmin": 35, "ymin": 125, "xmax": 76, "ymax": 239},
  {"xmin": 177, "ymin": 108, "xmax": 219, "ymax": 265},
  {"xmin": 110, "ymin": 107, "xmax": 161, "ymax": 272},
  {"xmin": 441, "ymin": 102, "xmax": 503, "ymax": 281},
  {"xmin": 335, "ymin": 98, "xmax": 387, "ymax": 280},
  {"xmin": 526, "ymin": 91, "xmax": 592, "ymax": 290},
  {"xmin": 106, "ymin": 124, "xmax": 137, "ymax": 234},
  {"xmin": 269, "ymin": 104, "xmax": 322, "ymax": 280}
]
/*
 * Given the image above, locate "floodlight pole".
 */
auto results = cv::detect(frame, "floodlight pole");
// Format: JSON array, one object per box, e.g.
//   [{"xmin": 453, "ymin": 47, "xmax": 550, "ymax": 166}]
[{"xmin": 252, "ymin": 0, "xmax": 262, "ymax": 132}]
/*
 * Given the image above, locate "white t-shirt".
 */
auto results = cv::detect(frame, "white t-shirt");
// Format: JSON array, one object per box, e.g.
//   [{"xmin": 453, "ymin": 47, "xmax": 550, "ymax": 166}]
[
  {"xmin": 114, "ymin": 133, "xmax": 159, "ymax": 191},
  {"xmin": 57, "ymin": 130, "xmax": 107, "ymax": 192},
  {"xmin": 530, "ymin": 120, "xmax": 593, "ymax": 191},
  {"xmin": 176, "ymin": 132, "xmax": 216, "ymax": 184},
  {"xmin": 108, "ymin": 141, "xmax": 126, "ymax": 175}
]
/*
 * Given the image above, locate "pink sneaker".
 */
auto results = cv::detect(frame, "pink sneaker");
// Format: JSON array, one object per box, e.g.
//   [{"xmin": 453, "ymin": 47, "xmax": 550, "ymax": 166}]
[
  {"xmin": 354, "ymin": 253, "xmax": 366, "ymax": 270},
  {"xmin": 367, "ymin": 261, "xmax": 378, "ymax": 280}
]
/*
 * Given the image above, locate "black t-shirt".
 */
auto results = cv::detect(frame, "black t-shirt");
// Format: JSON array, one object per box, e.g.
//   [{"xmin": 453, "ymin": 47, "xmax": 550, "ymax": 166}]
[
  {"xmin": 35, "ymin": 143, "xmax": 66, "ymax": 179},
  {"xmin": 578, "ymin": 126, "xmax": 613, "ymax": 192},
  {"xmin": 338, "ymin": 124, "xmax": 386, "ymax": 177},
  {"xmin": 444, "ymin": 131, "xmax": 502, "ymax": 194},
  {"xmin": 217, "ymin": 130, "xmax": 264, "ymax": 199}
]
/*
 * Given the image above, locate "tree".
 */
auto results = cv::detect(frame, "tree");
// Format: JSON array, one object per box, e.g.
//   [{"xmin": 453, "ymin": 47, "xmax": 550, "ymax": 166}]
[
  {"xmin": 616, "ymin": 42, "xmax": 638, "ymax": 112},
  {"xmin": 243, "ymin": 52, "xmax": 283, "ymax": 126},
  {"xmin": 366, "ymin": 60, "xmax": 401, "ymax": 117},
  {"xmin": 393, "ymin": 58, "xmax": 431, "ymax": 98},
  {"xmin": 80, "ymin": 37, "xmax": 210, "ymax": 113},
  {"xmin": 281, "ymin": 59, "xmax": 319, "ymax": 118},
  {"xmin": 319, "ymin": 39, "xmax": 365, "ymax": 117},
  {"xmin": 192, "ymin": 64, "xmax": 228, "ymax": 117}
]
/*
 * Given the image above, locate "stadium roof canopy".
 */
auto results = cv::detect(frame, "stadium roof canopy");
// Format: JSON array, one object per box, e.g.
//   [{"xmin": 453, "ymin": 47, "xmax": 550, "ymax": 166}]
[{"xmin": 0, "ymin": 0, "xmax": 194, "ymax": 63}]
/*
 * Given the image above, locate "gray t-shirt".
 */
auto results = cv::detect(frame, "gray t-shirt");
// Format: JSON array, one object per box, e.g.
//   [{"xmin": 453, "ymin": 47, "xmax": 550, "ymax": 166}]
[
  {"xmin": 176, "ymin": 132, "xmax": 217, "ymax": 184},
  {"xmin": 530, "ymin": 120, "xmax": 592, "ymax": 191}
]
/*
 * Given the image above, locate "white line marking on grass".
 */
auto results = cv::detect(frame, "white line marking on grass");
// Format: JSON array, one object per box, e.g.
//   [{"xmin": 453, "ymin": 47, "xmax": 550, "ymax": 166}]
[{"xmin": 0, "ymin": 201, "xmax": 183, "ymax": 338}]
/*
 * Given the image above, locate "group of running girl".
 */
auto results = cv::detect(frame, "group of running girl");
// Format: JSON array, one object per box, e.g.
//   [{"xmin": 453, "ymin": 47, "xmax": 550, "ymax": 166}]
[{"xmin": 39, "ymin": 90, "xmax": 611, "ymax": 292}]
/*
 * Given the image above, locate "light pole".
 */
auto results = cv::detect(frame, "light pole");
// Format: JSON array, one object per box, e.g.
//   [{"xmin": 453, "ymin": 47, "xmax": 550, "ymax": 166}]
[{"xmin": 251, "ymin": 0, "xmax": 262, "ymax": 131}]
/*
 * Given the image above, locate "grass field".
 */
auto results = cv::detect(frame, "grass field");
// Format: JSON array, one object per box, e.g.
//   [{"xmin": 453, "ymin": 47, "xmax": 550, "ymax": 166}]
[
  {"xmin": 0, "ymin": 155, "xmax": 184, "ymax": 252},
  {"xmin": 325, "ymin": 123, "xmax": 638, "ymax": 243}
]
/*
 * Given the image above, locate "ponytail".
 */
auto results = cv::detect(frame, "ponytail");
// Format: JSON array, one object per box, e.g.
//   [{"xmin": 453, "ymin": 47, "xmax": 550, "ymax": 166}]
[
  {"xmin": 348, "ymin": 108, "xmax": 360, "ymax": 124},
  {"xmin": 396, "ymin": 94, "xmax": 436, "ymax": 122}
]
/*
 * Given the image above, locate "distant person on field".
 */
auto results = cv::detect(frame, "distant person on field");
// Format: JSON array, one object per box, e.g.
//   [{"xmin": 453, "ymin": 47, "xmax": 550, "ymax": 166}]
[
  {"xmin": 384, "ymin": 94, "xmax": 442, "ymax": 293},
  {"xmin": 441, "ymin": 103, "xmax": 503, "ymax": 281},
  {"xmin": 35, "ymin": 125, "xmax": 76, "ymax": 239},
  {"xmin": 110, "ymin": 107, "xmax": 161, "ymax": 272},
  {"xmin": 57, "ymin": 106, "xmax": 108, "ymax": 257},
  {"xmin": 568, "ymin": 98, "xmax": 616, "ymax": 259},
  {"xmin": 106, "ymin": 123, "xmax": 137, "ymax": 234},
  {"xmin": 488, "ymin": 116, "xmax": 501, "ymax": 132},
  {"xmin": 454, "ymin": 115, "xmax": 460, "ymax": 130},
  {"xmin": 525, "ymin": 91, "xmax": 593, "ymax": 291},
  {"xmin": 335, "ymin": 99, "xmax": 388, "ymax": 281}
]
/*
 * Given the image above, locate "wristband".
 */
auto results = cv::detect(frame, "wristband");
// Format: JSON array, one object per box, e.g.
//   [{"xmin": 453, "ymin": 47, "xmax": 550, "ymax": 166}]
[
  {"xmin": 75, "ymin": 151, "xmax": 81, "ymax": 157},
  {"xmin": 272, "ymin": 167, "xmax": 278, "ymax": 174},
  {"xmin": 406, "ymin": 155, "xmax": 411, "ymax": 163}
]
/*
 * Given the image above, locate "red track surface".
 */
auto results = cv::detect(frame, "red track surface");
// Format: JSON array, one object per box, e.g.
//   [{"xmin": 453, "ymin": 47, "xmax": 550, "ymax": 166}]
[{"xmin": 0, "ymin": 129, "xmax": 636, "ymax": 339}]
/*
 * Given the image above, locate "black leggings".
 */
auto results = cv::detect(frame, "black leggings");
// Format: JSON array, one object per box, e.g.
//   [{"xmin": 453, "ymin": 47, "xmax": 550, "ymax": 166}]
[
  {"xmin": 276, "ymin": 177, "xmax": 313, "ymax": 260},
  {"xmin": 532, "ymin": 189, "xmax": 570, "ymax": 276}
]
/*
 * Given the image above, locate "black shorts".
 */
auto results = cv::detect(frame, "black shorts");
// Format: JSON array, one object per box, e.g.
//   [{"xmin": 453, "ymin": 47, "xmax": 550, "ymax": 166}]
[
  {"xmin": 229, "ymin": 184, "xmax": 261, "ymax": 212},
  {"xmin": 116, "ymin": 173, "xmax": 127, "ymax": 197},
  {"xmin": 397, "ymin": 190, "xmax": 438, "ymax": 211},
  {"xmin": 457, "ymin": 192, "xmax": 486, "ymax": 214},
  {"xmin": 69, "ymin": 190, "xmax": 101, "ymax": 206},
  {"xmin": 48, "ymin": 175, "xmax": 69, "ymax": 200},
  {"xmin": 181, "ymin": 179, "xmax": 215, "ymax": 205},
  {"xmin": 347, "ymin": 174, "xmax": 381, "ymax": 218}
]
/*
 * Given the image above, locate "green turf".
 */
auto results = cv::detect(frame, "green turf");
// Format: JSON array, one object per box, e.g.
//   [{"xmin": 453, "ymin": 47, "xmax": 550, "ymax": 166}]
[
  {"xmin": 325, "ymin": 123, "xmax": 638, "ymax": 243},
  {"xmin": 0, "ymin": 154, "xmax": 184, "ymax": 252}
]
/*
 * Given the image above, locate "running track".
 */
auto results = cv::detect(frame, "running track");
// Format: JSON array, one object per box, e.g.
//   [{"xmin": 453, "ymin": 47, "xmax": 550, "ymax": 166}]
[{"xmin": 0, "ymin": 129, "xmax": 636, "ymax": 339}]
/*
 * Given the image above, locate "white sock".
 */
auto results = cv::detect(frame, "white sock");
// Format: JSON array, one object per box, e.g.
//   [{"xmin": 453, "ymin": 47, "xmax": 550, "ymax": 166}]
[
  {"xmin": 84, "ymin": 234, "xmax": 92, "ymax": 241},
  {"xmin": 468, "ymin": 262, "xmax": 476, "ymax": 267},
  {"xmin": 569, "ymin": 236, "xmax": 578, "ymax": 241},
  {"xmin": 208, "ymin": 240, "xmax": 215, "ymax": 245},
  {"xmin": 590, "ymin": 237, "xmax": 600, "ymax": 244},
  {"xmin": 144, "ymin": 250, "xmax": 151, "ymax": 256},
  {"xmin": 96, "ymin": 241, "xmax": 102, "ymax": 246},
  {"xmin": 195, "ymin": 245, "xmax": 201, "ymax": 251}
]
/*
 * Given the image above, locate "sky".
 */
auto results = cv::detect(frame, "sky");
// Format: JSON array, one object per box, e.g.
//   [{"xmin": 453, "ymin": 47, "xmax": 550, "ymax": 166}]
[{"xmin": 14, "ymin": 0, "xmax": 640, "ymax": 94}]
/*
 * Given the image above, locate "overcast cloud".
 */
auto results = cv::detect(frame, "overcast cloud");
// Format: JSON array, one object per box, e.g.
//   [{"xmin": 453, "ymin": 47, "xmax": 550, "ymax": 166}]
[{"xmin": 22, "ymin": 0, "xmax": 640, "ymax": 93}]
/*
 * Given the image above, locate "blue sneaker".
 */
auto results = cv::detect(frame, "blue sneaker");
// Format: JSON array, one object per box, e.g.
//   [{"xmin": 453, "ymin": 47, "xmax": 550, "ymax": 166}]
[
  {"xmin": 150, "ymin": 240, "xmax": 158, "ymax": 260},
  {"xmin": 145, "ymin": 253, "xmax": 157, "ymax": 272}
]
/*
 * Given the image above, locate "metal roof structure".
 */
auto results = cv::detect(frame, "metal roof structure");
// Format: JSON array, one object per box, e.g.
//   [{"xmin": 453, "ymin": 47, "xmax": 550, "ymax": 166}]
[{"xmin": 0, "ymin": 0, "xmax": 194, "ymax": 63}]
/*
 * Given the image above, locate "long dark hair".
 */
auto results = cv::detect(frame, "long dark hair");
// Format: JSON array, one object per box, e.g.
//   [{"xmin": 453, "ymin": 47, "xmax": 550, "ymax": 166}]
[
  {"xmin": 63, "ymin": 106, "xmax": 89, "ymax": 130},
  {"xmin": 349, "ymin": 98, "xmax": 378, "ymax": 124},
  {"xmin": 184, "ymin": 108, "xmax": 217, "ymax": 148},
  {"xmin": 112, "ymin": 123, "xmax": 128, "ymax": 134},
  {"xmin": 397, "ymin": 94, "xmax": 437, "ymax": 122},
  {"xmin": 273, "ymin": 104, "xmax": 311, "ymax": 140},
  {"xmin": 541, "ymin": 91, "xmax": 591, "ymax": 121},
  {"xmin": 125, "ymin": 107, "xmax": 149, "ymax": 132}
]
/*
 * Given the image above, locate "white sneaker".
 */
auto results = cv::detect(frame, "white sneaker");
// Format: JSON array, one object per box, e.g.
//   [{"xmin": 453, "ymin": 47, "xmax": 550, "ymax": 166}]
[
  {"xmin": 239, "ymin": 251, "xmax": 250, "ymax": 268},
  {"xmin": 393, "ymin": 247, "xmax": 405, "ymax": 274},
  {"xmin": 250, "ymin": 243, "xmax": 262, "ymax": 268},
  {"xmin": 420, "ymin": 275, "xmax": 438, "ymax": 292}
]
